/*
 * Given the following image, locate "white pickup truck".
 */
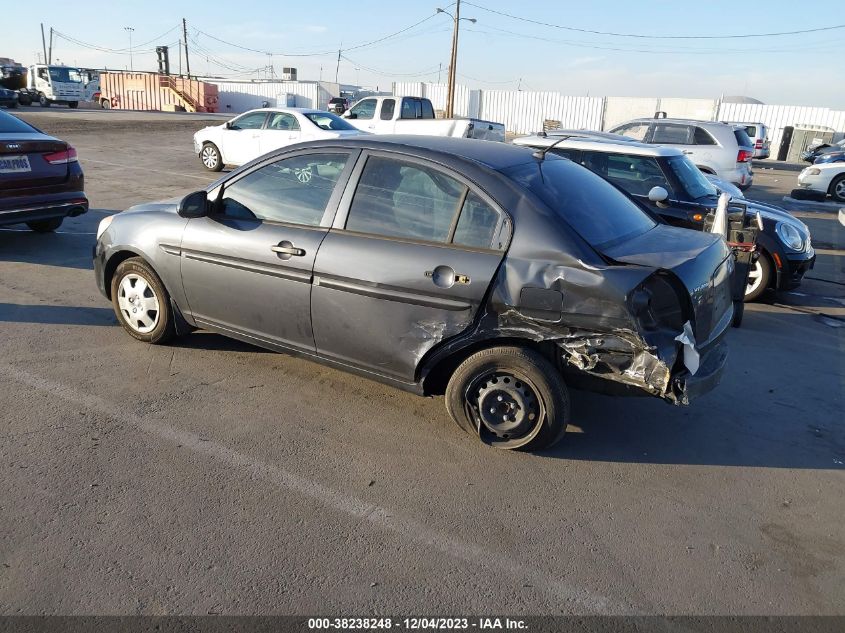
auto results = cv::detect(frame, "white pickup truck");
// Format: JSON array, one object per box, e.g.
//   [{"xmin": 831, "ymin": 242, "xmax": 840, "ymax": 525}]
[{"xmin": 343, "ymin": 96, "xmax": 505, "ymax": 142}]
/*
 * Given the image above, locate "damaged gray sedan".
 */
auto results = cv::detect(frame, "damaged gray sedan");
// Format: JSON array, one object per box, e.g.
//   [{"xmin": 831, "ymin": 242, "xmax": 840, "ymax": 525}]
[{"xmin": 94, "ymin": 136, "xmax": 734, "ymax": 451}]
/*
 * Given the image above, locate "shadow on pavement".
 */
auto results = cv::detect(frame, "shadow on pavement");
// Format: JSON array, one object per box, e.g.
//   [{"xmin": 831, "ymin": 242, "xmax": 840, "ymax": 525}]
[{"xmin": 0, "ymin": 302, "xmax": 115, "ymax": 326}]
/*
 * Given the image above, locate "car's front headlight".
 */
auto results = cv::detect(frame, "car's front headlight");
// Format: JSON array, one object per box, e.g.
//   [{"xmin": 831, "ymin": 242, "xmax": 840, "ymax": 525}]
[
  {"xmin": 804, "ymin": 168, "xmax": 821, "ymax": 176},
  {"xmin": 96, "ymin": 215, "xmax": 114, "ymax": 240},
  {"xmin": 776, "ymin": 221, "xmax": 804, "ymax": 251}
]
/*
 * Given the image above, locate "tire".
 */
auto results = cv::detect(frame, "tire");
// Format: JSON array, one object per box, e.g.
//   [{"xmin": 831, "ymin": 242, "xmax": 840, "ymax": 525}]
[
  {"xmin": 101, "ymin": 99, "xmax": 111, "ymax": 110},
  {"xmin": 19, "ymin": 93, "xmax": 32, "ymax": 106},
  {"xmin": 38, "ymin": 93, "xmax": 50, "ymax": 108},
  {"xmin": 829, "ymin": 174, "xmax": 845, "ymax": 203},
  {"xmin": 200, "ymin": 143, "xmax": 224, "ymax": 172},
  {"xmin": 744, "ymin": 252, "xmax": 771, "ymax": 302},
  {"xmin": 110, "ymin": 257, "xmax": 176, "ymax": 345},
  {"xmin": 445, "ymin": 346, "xmax": 570, "ymax": 451},
  {"xmin": 9, "ymin": 101, "xmax": 18, "ymax": 109},
  {"xmin": 26, "ymin": 217, "xmax": 63, "ymax": 232},
  {"xmin": 68, "ymin": 101, "xmax": 78, "ymax": 109}
]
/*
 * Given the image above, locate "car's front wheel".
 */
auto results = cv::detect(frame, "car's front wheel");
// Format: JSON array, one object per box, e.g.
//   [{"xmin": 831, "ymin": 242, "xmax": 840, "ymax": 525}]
[
  {"xmin": 38, "ymin": 93, "xmax": 50, "ymax": 108},
  {"xmin": 744, "ymin": 252, "xmax": 772, "ymax": 302},
  {"xmin": 111, "ymin": 258, "xmax": 176, "ymax": 344},
  {"xmin": 445, "ymin": 346, "xmax": 569, "ymax": 451},
  {"xmin": 829, "ymin": 174, "xmax": 845, "ymax": 203},
  {"xmin": 26, "ymin": 217, "xmax": 63, "ymax": 232},
  {"xmin": 200, "ymin": 142, "xmax": 224, "ymax": 172},
  {"xmin": 68, "ymin": 101, "xmax": 78, "ymax": 109}
]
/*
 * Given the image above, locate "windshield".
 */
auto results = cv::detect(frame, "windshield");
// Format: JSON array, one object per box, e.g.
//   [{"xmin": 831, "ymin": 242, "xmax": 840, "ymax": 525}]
[
  {"xmin": 48, "ymin": 67, "xmax": 81, "ymax": 83},
  {"xmin": 504, "ymin": 158, "xmax": 657, "ymax": 249},
  {"xmin": 304, "ymin": 112, "xmax": 357, "ymax": 131},
  {"xmin": 667, "ymin": 156, "xmax": 717, "ymax": 200}
]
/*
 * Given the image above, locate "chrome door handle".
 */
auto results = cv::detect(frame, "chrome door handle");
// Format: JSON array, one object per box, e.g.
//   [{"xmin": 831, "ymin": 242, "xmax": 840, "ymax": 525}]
[{"xmin": 271, "ymin": 242, "xmax": 305, "ymax": 258}]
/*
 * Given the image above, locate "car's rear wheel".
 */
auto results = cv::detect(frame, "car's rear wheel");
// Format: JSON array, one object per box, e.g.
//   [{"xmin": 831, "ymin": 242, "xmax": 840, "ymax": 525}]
[
  {"xmin": 829, "ymin": 174, "xmax": 845, "ymax": 203},
  {"xmin": 111, "ymin": 258, "xmax": 176, "ymax": 344},
  {"xmin": 68, "ymin": 101, "xmax": 78, "ymax": 109},
  {"xmin": 744, "ymin": 252, "xmax": 771, "ymax": 302},
  {"xmin": 26, "ymin": 217, "xmax": 63, "ymax": 232},
  {"xmin": 445, "ymin": 346, "xmax": 569, "ymax": 451},
  {"xmin": 200, "ymin": 142, "xmax": 224, "ymax": 172}
]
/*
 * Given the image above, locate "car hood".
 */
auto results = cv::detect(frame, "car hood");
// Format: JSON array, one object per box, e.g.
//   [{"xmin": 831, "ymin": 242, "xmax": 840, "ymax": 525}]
[
  {"xmin": 123, "ymin": 198, "xmax": 182, "ymax": 216},
  {"xmin": 744, "ymin": 200, "xmax": 810, "ymax": 233},
  {"xmin": 603, "ymin": 225, "xmax": 733, "ymax": 345}
]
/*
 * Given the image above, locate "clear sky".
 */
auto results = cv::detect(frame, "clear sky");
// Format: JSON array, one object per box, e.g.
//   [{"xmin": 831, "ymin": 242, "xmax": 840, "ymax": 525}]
[{"xmin": 4, "ymin": 0, "xmax": 843, "ymax": 108}]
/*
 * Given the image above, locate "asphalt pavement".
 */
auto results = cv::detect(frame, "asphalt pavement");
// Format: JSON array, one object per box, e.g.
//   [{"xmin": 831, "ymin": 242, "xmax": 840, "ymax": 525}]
[{"xmin": 1, "ymin": 108, "xmax": 843, "ymax": 616}]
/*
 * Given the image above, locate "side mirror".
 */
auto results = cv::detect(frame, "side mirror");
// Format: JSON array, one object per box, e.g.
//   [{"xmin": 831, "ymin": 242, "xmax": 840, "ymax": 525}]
[
  {"xmin": 178, "ymin": 190, "xmax": 209, "ymax": 218},
  {"xmin": 224, "ymin": 121, "xmax": 232, "ymax": 129},
  {"xmin": 648, "ymin": 186, "xmax": 669, "ymax": 203},
  {"xmin": 345, "ymin": 112, "xmax": 356, "ymax": 119}
]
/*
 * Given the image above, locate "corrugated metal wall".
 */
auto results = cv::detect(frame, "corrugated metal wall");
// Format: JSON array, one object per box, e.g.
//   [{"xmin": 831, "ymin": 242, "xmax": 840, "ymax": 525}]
[
  {"xmin": 717, "ymin": 102, "xmax": 845, "ymax": 156},
  {"xmin": 209, "ymin": 80, "xmax": 324, "ymax": 113},
  {"xmin": 392, "ymin": 82, "xmax": 475, "ymax": 117},
  {"xmin": 478, "ymin": 92, "xmax": 604, "ymax": 134}
]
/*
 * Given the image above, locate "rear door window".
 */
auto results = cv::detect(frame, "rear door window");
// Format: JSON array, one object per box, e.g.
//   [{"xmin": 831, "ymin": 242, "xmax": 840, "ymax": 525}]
[
  {"xmin": 420, "ymin": 99, "xmax": 435, "ymax": 119},
  {"xmin": 380, "ymin": 99, "xmax": 396, "ymax": 120},
  {"xmin": 452, "ymin": 192, "xmax": 501, "ymax": 249},
  {"xmin": 400, "ymin": 98, "xmax": 422, "ymax": 119},
  {"xmin": 651, "ymin": 124, "xmax": 692, "ymax": 144}
]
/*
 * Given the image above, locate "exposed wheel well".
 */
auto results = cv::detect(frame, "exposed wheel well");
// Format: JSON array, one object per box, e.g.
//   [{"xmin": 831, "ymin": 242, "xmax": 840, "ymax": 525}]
[
  {"xmin": 421, "ymin": 337, "xmax": 556, "ymax": 396},
  {"xmin": 103, "ymin": 250, "xmax": 143, "ymax": 299}
]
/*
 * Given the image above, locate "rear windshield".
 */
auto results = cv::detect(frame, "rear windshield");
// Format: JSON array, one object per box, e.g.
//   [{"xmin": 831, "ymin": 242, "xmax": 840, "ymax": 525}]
[
  {"xmin": 744, "ymin": 125, "xmax": 757, "ymax": 137},
  {"xmin": 504, "ymin": 158, "xmax": 658, "ymax": 249},
  {"xmin": 0, "ymin": 112, "xmax": 36, "ymax": 134},
  {"xmin": 304, "ymin": 112, "xmax": 357, "ymax": 131},
  {"xmin": 733, "ymin": 128, "xmax": 753, "ymax": 148}
]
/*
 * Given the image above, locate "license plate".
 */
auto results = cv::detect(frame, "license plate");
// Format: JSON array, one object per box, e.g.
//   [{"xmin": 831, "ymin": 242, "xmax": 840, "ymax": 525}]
[{"xmin": 0, "ymin": 155, "xmax": 31, "ymax": 173}]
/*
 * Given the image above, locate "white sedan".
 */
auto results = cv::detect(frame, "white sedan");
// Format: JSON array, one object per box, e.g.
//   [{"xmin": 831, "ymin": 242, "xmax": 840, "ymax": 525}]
[
  {"xmin": 193, "ymin": 107, "xmax": 366, "ymax": 171},
  {"xmin": 797, "ymin": 162, "xmax": 845, "ymax": 203}
]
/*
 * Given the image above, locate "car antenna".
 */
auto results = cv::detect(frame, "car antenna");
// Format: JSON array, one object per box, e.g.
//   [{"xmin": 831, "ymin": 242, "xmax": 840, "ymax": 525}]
[{"xmin": 532, "ymin": 135, "xmax": 573, "ymax": 161}]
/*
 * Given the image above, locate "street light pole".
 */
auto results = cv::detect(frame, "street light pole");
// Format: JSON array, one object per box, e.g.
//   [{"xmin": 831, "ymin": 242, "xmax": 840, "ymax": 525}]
[
  {"xmin": 124, "ymin": 27, "xmax": 135, "ymax": 71},
  {"xmin": 437, "ymin": 2, "xmax": 475, "ymax": 118}
]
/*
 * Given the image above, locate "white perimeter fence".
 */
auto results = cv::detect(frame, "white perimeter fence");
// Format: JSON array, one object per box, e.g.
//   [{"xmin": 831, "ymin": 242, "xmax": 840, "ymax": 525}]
[{"xmin": 394, "ymin": 81, "xmax": 845, "ymax": 153}]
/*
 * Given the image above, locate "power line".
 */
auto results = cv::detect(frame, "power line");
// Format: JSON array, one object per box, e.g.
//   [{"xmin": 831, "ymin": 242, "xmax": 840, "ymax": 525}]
[
  {"xmin": 340, "ymin": 54, "xmax": 443, "ymax": 78},
  {"xmin": 462, "ymin": 2, "xmax": 845, "ymax": 39}
]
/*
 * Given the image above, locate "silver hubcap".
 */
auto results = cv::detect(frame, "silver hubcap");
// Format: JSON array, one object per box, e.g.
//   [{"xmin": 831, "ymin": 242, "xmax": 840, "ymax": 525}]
[
  {"xmin": 746, "ymin": 259, "xmax": 763, "ymax": 296},
  {"xmin": 201, "ymin": 146, "xmax": 218, "ymax": 168},
  {"xmin": 835, "ymin": 180, "xmax": 845, "ymax": 198},
  {"xmin": 117, "ymin": 274, "xmax": 160, "ymax": 334}
]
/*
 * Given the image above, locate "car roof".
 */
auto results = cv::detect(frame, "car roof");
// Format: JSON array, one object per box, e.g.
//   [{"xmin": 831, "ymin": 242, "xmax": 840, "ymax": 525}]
[
  {"xmin": 622, "ymin": 117, "xmax": 737, "ymax": 129},
  {"xmin": 291, "ymin": 135, "xmax": 539, "ymax": 170},
  {"xmin": 512, "ymin": 134, "xmax": 685, "ymax": 157},
  {"xmin": 242, "ymin": 107, "xmax": 324, "ymax": 115}
]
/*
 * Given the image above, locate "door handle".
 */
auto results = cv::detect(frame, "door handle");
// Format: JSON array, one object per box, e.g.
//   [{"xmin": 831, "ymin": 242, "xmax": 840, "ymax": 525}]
[
  {"xmin": 271, "ymin": 241, "xmax": 305, "ymax": 259},
  {"xmin": 425, "ymin": 265, "xmax": 470, "ymax": 288}
]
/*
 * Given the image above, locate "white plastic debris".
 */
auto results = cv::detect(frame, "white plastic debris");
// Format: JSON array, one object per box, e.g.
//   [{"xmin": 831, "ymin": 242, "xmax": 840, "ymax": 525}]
[
  {"xmin": 710, "ymin": 192, "xmax": 730, "ymax": 239},
  {"xmin": 675, "ymin": 321, "xmax": 700, "ymax": 375}
]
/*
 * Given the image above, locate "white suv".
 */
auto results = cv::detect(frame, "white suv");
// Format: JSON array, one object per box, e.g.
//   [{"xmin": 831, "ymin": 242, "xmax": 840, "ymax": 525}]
[
  {"xmin": 609, "ymin": 116, "xmax": 754, "ymax": 190},
  {"xmin": 726, "ymin": 122, "xmax": 770, "ymax": 159}
]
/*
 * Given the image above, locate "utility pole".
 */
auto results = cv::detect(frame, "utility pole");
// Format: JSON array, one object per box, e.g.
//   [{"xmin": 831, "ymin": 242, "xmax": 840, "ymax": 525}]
[
  {"xmin": 438, "ymin": 1, "xmax": 475, "ymax": 118},
  {"xmin": 334, "ymin": 48, "xmax": 341, "ymax": 84},
  {"xmin": 178, "ymin": 38, "xmax": 182, "ymax": 76},
  {"xmin": 124, "ymin": 27, "xmax": 135, "ymax": 71},
  {"xmin": 48, "ymin": 28, "xmax": 53, "ymax": 64},
  {"xmin": 182, "ymin": 18, "xmax": 191, "ymax": 78},
  {"xmin": 40, "ymin": 24, "xmax": 47, "ymax": 67}
]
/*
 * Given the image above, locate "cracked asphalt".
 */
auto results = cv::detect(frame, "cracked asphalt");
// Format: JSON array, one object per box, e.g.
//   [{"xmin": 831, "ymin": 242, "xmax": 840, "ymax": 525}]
[{"xmin": 1, "ymin": 108, "xmax": 843, "ymax": 616}]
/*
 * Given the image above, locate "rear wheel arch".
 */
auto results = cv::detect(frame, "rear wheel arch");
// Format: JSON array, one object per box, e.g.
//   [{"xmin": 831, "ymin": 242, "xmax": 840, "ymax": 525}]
[{"xmin": 420, "ymin": 336, "xmax": 555, "ymax": 396}]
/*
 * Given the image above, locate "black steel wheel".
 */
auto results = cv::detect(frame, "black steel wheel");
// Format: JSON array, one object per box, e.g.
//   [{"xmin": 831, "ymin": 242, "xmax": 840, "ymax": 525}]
[{"xmin": 445, "ymin": 346, "xmax": 569, "ymax": 451}]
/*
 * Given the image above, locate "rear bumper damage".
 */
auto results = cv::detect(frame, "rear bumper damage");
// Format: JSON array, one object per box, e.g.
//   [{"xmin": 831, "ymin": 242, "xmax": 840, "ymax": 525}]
[{"xmin": 554, "ymin": 318, "xmax": 729, "ymax": 406}]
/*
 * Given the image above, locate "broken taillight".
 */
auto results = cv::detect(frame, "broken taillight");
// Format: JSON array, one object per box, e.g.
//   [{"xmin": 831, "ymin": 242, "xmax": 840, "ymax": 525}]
[{"xmin": 43, "ymin": 146, "xmax": 78, "ymax": 164}]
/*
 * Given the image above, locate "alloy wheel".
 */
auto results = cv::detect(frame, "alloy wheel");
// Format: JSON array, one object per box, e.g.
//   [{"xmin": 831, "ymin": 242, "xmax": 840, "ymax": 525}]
[
  {"xmin": 201, "ymin": 145, "xmax": 219, "ymax": 169},
  {"xmin": 746, "ymin": 260, "xmax": 763, "ymax": 296}
]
